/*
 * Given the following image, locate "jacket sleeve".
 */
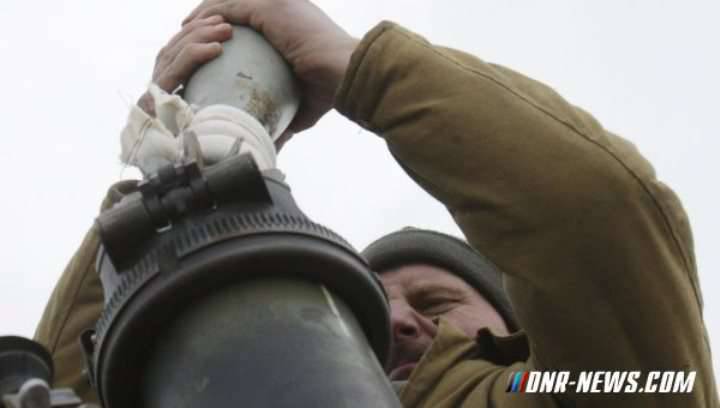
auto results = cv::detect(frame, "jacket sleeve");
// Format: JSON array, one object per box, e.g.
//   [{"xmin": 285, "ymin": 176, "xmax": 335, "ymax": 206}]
[
  {"xmin": 335, "ymin": 21, "xmax": 716, "ymax": 407},
  {"xmin": 34, "ymin": 180, "xmax": 137, "ymax": 404}
]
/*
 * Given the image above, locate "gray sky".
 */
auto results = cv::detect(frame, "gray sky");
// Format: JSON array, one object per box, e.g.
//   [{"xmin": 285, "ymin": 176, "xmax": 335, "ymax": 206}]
[{"xmin": 1, "ymin": 0, "xmax": 717, "ymax": 380}]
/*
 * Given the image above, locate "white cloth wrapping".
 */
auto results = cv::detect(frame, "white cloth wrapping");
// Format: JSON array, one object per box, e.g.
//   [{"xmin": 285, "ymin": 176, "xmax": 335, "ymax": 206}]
[{"xmin": 120, "ymin": 84, "xmax": 277, "ymax": 176}]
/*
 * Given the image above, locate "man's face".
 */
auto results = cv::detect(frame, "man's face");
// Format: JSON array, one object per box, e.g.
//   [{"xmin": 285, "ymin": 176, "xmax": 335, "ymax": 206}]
[{"xmin": 379, "ymin": 263, "xmax": 509, "ymax": 381}]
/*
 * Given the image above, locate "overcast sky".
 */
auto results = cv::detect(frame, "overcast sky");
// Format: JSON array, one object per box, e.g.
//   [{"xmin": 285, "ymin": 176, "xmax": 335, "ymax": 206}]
[{"xmin": 1, "ymin": 0, "xmax": 717, "ymax": 380}]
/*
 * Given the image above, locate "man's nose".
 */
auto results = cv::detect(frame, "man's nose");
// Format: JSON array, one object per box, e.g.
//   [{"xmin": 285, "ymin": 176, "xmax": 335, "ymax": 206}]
[{"xmin": 390, "ymin": 305, "xmax": 421, "ymax": 341}]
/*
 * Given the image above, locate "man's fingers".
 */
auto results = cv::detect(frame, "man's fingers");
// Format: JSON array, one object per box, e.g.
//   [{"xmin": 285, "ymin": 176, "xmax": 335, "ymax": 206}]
[
  {"xmin": 136, "ymin": 91, "xmax": 156, "ymax": 117},
  {"xmin": 153, "ymin": 21, "xmax": 232, "ymax": 91},
  {"xmin": 193, "ymin": 1, "xmax": 257, "ymax": 26},
  {"xmin": 183, "ymin": 0, "xmax": 231, "ymax": 26},
  {"xmin": 156, "ymin": 42, "xmax": 223, "ymax": 92},
  {"xmin": 161, "ymin": 23, "xmax": 232, "ymax": 70},
  {"xmin": 182, "ymin": 0, "xmax": 217, "ymax": 26},
  {"xmin": 155, "ymin": 16, "xmax": 226, "ymax": 78},
  {"xmin": 165, "ymin": 15, "xmax": 224, "ymax": 54}
]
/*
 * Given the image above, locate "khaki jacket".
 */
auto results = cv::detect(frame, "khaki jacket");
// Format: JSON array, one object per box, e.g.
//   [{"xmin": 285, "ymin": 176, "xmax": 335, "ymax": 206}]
[{"xmin": 35, "ymin": 22, "xmax": 717, "ymax": 407}]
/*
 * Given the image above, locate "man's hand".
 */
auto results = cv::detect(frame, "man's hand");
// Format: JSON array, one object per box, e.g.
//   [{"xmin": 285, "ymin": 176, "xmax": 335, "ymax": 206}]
[
  {"xmin": 155, "ymin": 15, "xmax": 233, "ymax": 93},
  {"xmin": 142, "ymin": 0, "xmax": 358, "ymax": 135},
  {"xmin": 138, "ymin": 15, "xmax": 233, "ymax": 116},
  {"xmin": 183, "ymin": 0, "xmax": 358, "ymax": 133}
]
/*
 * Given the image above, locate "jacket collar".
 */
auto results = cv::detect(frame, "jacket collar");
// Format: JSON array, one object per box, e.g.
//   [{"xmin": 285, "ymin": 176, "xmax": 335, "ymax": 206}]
[
  {"xmin": 396, "ymin": 319, "xmax": 529, "ymax": 404},
  {"xmin": 474, "ymin": 326, "xmax": 529, "ymax": 365}
]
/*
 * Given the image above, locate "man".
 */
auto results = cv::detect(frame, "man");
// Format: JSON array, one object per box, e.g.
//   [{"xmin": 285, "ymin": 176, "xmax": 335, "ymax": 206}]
[
  {"xmin": 35, "ymin": 0, "xmax": 717, "ymax": 406},
  {"xmin": 363, "ymin": 227, "xmax": 519, "ymax": 384}
]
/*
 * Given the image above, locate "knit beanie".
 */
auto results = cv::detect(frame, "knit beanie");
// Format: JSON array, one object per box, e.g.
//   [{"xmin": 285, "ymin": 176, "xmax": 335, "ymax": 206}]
[{"xmin": 362, "ymin": 228, "xmax": 518, "ymax": 332}]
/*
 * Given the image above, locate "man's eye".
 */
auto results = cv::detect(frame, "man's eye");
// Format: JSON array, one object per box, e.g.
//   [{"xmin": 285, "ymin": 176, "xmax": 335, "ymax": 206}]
[{"xmin": 418, "ymin": 299, "xmax": 456, "ymax": 316}]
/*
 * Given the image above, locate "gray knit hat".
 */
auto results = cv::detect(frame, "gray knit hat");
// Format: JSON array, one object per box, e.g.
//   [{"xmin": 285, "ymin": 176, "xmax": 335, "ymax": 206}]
[{"xmin": 362, "ymin": 228, "xmax": 518, "ymax": 332}]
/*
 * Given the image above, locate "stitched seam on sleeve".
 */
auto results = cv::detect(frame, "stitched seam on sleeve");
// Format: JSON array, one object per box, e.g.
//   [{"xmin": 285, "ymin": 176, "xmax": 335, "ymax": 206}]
[{"xmin": 386, "ymin": 27, "xmax": 697, "ymax": 307}]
